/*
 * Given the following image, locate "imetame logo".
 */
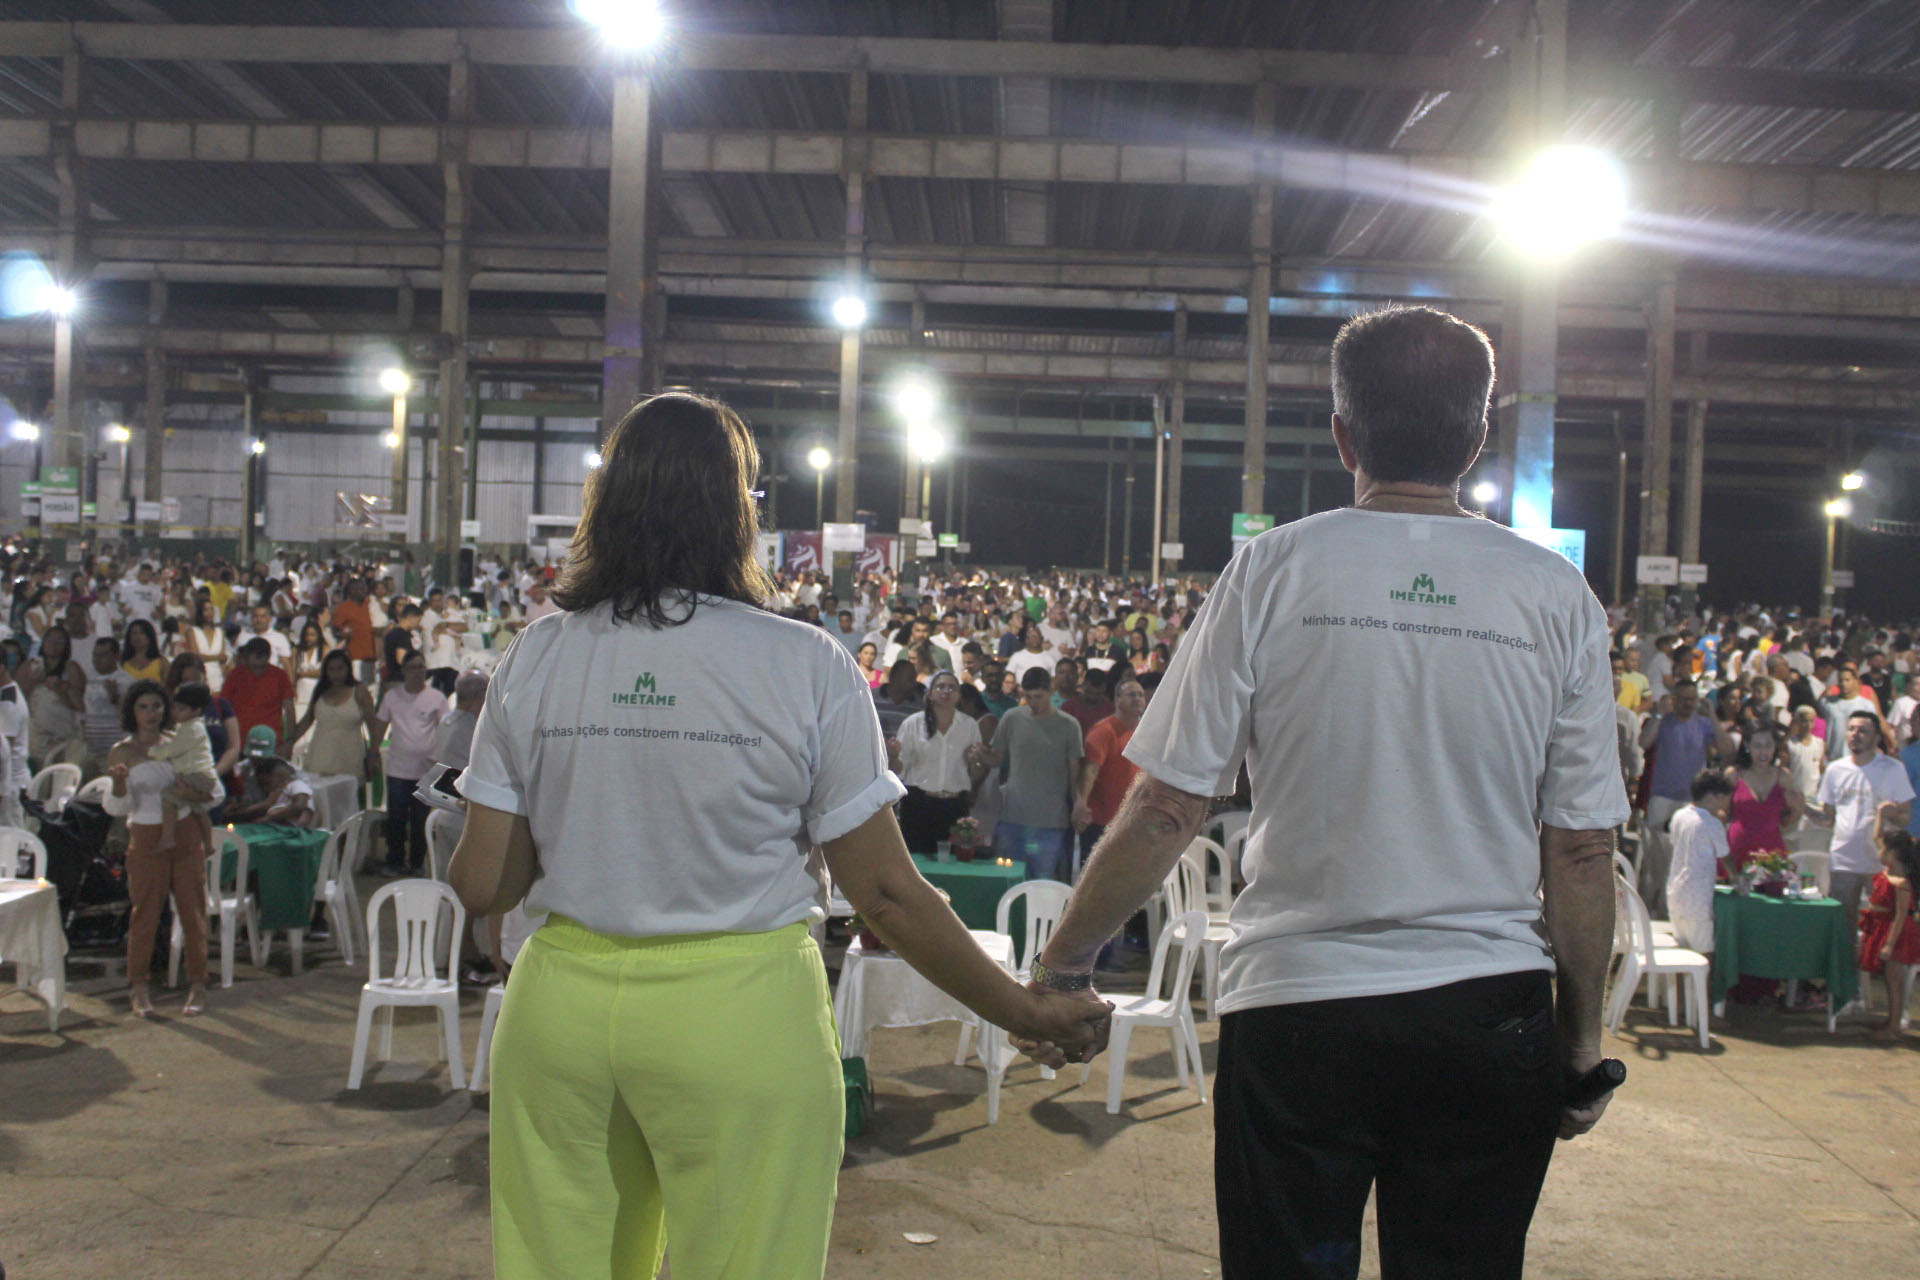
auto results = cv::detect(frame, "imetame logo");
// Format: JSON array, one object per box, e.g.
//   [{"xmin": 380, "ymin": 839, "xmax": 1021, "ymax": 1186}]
[
  {"xmin": 1388, "ymin": 572, "xmax": 1457, "ymax": 607},
  {"xmin": 611, "ymin": 672, "xmax": 677, "ymax": 708}
]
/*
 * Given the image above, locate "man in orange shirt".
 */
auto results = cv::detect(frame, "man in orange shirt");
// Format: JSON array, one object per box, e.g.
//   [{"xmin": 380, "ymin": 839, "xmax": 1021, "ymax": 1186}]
[
  {"xmin": 333, "ymin": 577, "xmax": 377, "ymax": 684},
  {"xmin": 1071, "ymin": 671, "xmax": 1149, "ymax": 879}
]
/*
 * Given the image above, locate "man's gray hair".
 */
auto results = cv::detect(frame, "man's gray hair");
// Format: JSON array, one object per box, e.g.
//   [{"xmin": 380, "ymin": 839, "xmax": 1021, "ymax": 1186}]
[
  {"xmin": 1330, "ymin": 306, "xmax": 1495, "ymax": 487},
  {"xmin": 454, "ymin": 671, "xmax": 490, "ymax": 704}
]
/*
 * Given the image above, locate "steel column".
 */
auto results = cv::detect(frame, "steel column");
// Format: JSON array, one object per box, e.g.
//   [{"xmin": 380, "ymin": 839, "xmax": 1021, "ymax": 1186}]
[
  {"xmin": 602, "ymin": 65, "xmax": 656, "ymax": 434},
  {"xmin": 1242, "ymin": 82, "xmax": 1274, "ymax": 519},
  {"xmin": 834, "ymin": 70, "xmax": 868, "ymax": 525},
  {"xmin": 436, "ymin": 49, "xmax": 473, "ymax": 585},
  {"xmin": 1637, "ymin": 269, "xmax": 1678, "ymax": 635}
]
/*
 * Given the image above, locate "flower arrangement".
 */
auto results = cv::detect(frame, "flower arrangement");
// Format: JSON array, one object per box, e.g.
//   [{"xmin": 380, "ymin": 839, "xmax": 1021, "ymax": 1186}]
[
  {"xmin": 848, "ymin": 914, "xmax": 888, "ymax": 952},
  {"xmin": 1747, "ymin": 850, "xmax": 1796, "ymax": 897},
  {"xmin": 949, "ymin": 816, "xmax": 981, "ymax": 861}
]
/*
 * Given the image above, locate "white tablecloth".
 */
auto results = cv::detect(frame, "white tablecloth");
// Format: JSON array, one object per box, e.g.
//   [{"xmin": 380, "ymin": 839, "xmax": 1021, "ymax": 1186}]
[
  {"xmin": 308, "ymin": 774, "xmax": 361, "ymax": 832},
  {"xmin": 0, "ymin": 879, "xmax": 66, "ymax": 1031},
  {"xmin": 833, "ymin": 928, "xmax": 1013, "ymax": 1058}
]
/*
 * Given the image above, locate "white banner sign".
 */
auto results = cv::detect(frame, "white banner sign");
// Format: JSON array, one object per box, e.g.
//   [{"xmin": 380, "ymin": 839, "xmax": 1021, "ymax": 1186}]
[
  {"xmin": 135, "ymin": 500, "xmax": 163, "ymax": 522},
  {"xmin": 162, "ymin": 497, "xmax": 181, "ymax": 524},
  {"xmin": 1831, "ymin": 569, "xmax": 1855, "ymax": 589},
  {"xmin": 1679, "ymin": 562, "xmax": 1708, "ymax": 585},
  {"xmin": 460, "ymin": 519, "xmax": 482, "ymax": 539},
  {"xmin": 162, "ymin": 526, "xmax": 193, "ymax": 540},
  {"xmin": 1635, "ymin": 555, "xmax": 1679, "ymax": 586},
  {"xmin": 1160, "ymin": 541, "xmax": 1184, "ymax": 560},
  {"xmin": 822, "ymin": 522, "xmax": 866, "ymax": 555},
  {"xmin": 380, "ymin": 513, "xmax": 410, "ymax": 535},
  {"xmin": 916, "ymin": 538, "xmax": 940, "ymax": 557},
  {"xmin": 40, "ymin": 494, "xmax": 80, "ymax": 523}
]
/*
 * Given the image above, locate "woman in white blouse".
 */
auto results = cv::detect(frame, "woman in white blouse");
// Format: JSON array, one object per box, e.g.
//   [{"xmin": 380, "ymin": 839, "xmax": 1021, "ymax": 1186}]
[
  {"xmin": 446, "ymin": 391, "xmax": 1107, "ymax": 1280},
  {"xmin": 888, "ymin": 670, "xmax": 986, "ymax": 853},
  {"xmin": 183, "ymin": 597, "xmax": 230, "ymax": 693}
]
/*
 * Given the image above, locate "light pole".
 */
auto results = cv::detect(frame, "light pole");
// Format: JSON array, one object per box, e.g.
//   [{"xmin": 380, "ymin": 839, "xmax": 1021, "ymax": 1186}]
[
  {"xmin": 806, "ymin": 445, "xmax": 832, "ymax": 526},
  {"xmin": 10, "ymin": 420, "xmax": 42, "ymax": 543},
  {"xmin": 1823, "ymin": 495, "xmax": 1852, "ymax": 614},
  {"xmin": 380, "ymin": 367, "xmax": 411, "ymax": 544}
]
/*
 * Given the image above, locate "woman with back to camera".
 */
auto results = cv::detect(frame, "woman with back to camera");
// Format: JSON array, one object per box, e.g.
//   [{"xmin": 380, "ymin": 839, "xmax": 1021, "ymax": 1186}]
[{"xmin": 447, "ymin": 392, "xmax": 1107, "ymax": 1280}]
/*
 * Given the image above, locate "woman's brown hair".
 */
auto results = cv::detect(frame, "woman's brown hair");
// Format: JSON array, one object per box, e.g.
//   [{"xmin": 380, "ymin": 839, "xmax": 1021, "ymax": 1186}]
[{"xmin": 552, "ymin": 391, "xmax": 774, "ymax": 627}]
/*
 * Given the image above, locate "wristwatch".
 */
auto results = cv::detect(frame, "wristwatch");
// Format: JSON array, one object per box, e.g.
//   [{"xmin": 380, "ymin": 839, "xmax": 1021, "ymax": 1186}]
[{"xmin": 1028, "ymin": 957, "xmax": 1095, "ymax": 992}]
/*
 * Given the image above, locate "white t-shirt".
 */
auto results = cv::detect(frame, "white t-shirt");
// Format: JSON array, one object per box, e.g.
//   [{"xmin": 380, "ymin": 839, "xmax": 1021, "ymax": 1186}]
[
  {"xmin": 1816, "ymin": 753, "xmax": 1916, "ymax": 875},
  {"xmin": 458, "ymin": 596, "xmax": 905, "ymax": 938},
  {"xmin": 1665, "ymin": 804, "xmax": 1728, "ymax": 928},
  {"xmin": 421, "ymin": 607, "xmax": 464, "ymax": 669},
  {"xmin": 117, "ymin": 580, "xmax": 164, "ymax": 622},
  {"xmin": 0, "ymin": 684, "xmax": 26, "ymax": 789},
  {"xmin": 1004, "ymin": 648, "xmax": 1054, "ymax": 684},
  {"xmin": 247, "ymin": 627, "xmax": 293, "ymax": 663},
  {"xmin": 1124, "ymin": 509, "xmax": 1629, "ymax": 1012}
]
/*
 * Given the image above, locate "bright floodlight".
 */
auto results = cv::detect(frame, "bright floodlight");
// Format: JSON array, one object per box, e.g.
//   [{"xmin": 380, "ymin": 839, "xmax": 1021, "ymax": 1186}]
[
  {"xmin": 830, "ymin": 293, "xmax": 869, "ymax": 330},
  {"xmin": 893, "ymin": 374, "xmax": 939, "ymax": 423},
  {"xmin": 8, "ymin": 421, "xmax": 40, "ymax": 442},
  {"xmin": 572, "ymin": 0, "xmax": 666, "ymax": 50},
  {"xmin": 381, "ymin": 431, "xmax": 401, "ymax": 450},
  {"xmin": 806, "ymin": 445, "xmax": 832, "ymax": 472},
  {"xmin": 585, "ymin": 450, "xmax": 604, "ymax": 469},
  {"xmin": 36, "ymin": 282, "xmax": 79, "ymax": 318},
  {"xmin": 1497, "ymin": 146, "xmax": 1629, "ymax": 258},
  {"xmin": 249, "ymin": 438, "xmax": 267, "ymax": 456},
  {"xmin": 909, "ymin": 422, "xmax": 949, "ymax": 465},
  {"xmin": 1840, "ymin": 471, "xmax": 1865, "ymax": 491},
  {"xmin": 105, "ymin": 423, "xmax": 132, "ymax": 445},
  {"xmin": 1470, "ymin": 480, "xmax": 1499, "ymax": 505},
  {"xmin": 379, "ymin": 367, "xmax": 412, "ymax": 396},
  {"xmin": 1825, "ymin": 497, "xmax": 1853, "ymax": 519}
]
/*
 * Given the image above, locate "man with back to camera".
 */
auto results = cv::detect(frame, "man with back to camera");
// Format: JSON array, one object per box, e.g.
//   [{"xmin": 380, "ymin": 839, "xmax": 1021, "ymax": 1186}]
[
  {"xmin": 1016, "ymin": 306, "xmax": 1627, "ymax": 1279},
  {"xmin": 1636, "ymin": 678, "xmax": 1735, "ymax": 916}
]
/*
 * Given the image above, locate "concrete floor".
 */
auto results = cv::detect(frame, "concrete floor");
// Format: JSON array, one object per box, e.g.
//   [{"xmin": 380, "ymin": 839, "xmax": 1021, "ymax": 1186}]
[{"xmin": 4, "ymin": 918, "xmax": 1919, "ymax": 1280}]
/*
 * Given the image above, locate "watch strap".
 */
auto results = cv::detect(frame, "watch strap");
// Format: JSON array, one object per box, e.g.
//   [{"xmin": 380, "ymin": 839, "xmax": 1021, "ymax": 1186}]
[{"xmin": 1029, "ymin": 958, "xmax": 1094, "ymax": 992}]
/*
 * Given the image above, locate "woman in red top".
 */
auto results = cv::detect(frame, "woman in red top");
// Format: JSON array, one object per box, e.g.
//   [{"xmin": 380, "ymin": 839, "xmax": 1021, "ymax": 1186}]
[{"xmin": 1726, "ymin": 722, "xmax": 1802, "ymax": 875}]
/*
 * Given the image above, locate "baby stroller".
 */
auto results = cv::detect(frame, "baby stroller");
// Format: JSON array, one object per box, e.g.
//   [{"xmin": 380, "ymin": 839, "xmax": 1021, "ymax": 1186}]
[{"xmin": 26, "ymin": 796, "xmax": 130, "ymax": 950}]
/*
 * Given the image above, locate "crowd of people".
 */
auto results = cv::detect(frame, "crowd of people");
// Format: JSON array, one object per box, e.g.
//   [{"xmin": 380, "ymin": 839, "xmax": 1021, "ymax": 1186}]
[
  {"xmin": 4, "ymin": 534, "xmax": 1918, "ymax": 1030},
  {"xmin": 0, "ymin": 541, "xmax": 563, "ymax": 1014},
  {"xmin": 1609, "ymin": 607, "xmax": 1918, "ymax": 1028}
]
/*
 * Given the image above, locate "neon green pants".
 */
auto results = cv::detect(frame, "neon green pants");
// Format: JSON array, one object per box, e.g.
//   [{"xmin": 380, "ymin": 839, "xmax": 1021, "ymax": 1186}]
[{"xmin": 489, "ymin": 916, "xmax": 845, "ymax": 1280}]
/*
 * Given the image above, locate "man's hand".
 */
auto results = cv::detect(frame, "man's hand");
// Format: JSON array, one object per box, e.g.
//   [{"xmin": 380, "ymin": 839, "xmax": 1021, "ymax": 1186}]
[
  {"xmin": 1071, "ymin": 799, "xmax": 1093, "ymax": 832},
  {"xmin": 1009, "ymin": 978, "xmax": 1111, "ymax": 1069},
  {"xmin": 1559, "ymin": 1041, "xmax": 1613, "ymax": 1141}
]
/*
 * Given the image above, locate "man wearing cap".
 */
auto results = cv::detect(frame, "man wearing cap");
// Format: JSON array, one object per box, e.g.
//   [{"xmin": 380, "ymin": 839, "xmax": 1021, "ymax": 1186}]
[{"xmin": 223, "ymin": 638, "xmax": 296, "ymax": 757}]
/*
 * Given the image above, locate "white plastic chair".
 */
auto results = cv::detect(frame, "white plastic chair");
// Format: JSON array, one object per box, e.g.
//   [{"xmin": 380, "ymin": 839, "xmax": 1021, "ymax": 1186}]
[
  {"xmin": 0, "ymin": 827, "xmax": 47, "ymax": 880},
  {"xmin": 953, "ymin": 880, "xmax": 1071, "ymax": 1072},
  {"xmin": 468, "ymin": 982, "xmax": 506, "ymax": 1092},
  {"xmin": 339, "ymin": 807, "xmax": 382, "ymax": 877},
  {"xmin": 1222, "ymin": 825, "xmax": 1249, "ymax": 894},
  {"xmin": 1206, "ymin": 809, "xmax": 1250, "ymax": 857},
  {"xmin": 1180, "ymin": 840, "xmax": 1235, "ymax": 1020},
  {"xmin": 288, "ymin": 823, "xmax": 363, "ymax": 972},
  {"xmin": 425, "ymin": 809, "xmax": 461, "ymax": 883},
  {"xmin": 1606, "ymin": 875, "xmax": 1711, "ymax": 1049},
  {"xmin": 28, "ymin": 763, "xmax": 81, "ymax": 813},
  {"xmin": 169, "ymin": 829, "xmax": 266, "ymax": 989},
  {"xmin": 347, "ymin": 879, "xmax": 467, "ymax": 1090},
  {"xmin": 1611, "ymin": 850, "xmax": 1674, "ymax": 948},
  {"xmin": 1079, "ymin": 908, "xmax": 1211, "ymax": 1115},
  {"xmin": 72, "ymin": 776, "xmax": 112, "ymax": 807}
]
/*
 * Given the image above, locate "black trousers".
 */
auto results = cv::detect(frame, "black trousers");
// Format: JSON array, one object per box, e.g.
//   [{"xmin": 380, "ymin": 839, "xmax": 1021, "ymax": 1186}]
[
  {"xmin": 1215, "ymin": 970, "xmax": 1561, "ymax": 1280},
  {"xmin": 384, "ymin": 775, "xmax": 428, "ymax": 872},
  {"xmin": 897, "ymin": 787, "xmax": 972, "ymax": 854}
]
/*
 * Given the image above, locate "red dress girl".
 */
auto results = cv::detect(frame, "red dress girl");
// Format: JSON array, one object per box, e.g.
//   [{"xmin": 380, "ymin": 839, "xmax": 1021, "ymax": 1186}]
[{"xmin": 1857, "ymin": 872, "xmax": 1920, "ymax": 974}]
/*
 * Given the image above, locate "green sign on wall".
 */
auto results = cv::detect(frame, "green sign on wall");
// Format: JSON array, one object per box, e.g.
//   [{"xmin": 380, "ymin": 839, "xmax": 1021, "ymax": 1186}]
[
  {"xmin": 1231, "ymin": 512, "xmax": 1275, "ymax": 539},
  {"xmin": 40, "ymin": 467, "xmax": 79, "ymax": 492}
]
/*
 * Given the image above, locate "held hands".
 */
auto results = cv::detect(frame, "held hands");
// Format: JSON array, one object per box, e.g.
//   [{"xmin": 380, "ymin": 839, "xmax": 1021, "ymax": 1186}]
[
  {"xmin": 1009, "ymin": 979, "xmax": 1112, "ymax": 1070},
  {"xmin": 1071, "ymin": 800, "xmax": 1094, "ymax": 833}
]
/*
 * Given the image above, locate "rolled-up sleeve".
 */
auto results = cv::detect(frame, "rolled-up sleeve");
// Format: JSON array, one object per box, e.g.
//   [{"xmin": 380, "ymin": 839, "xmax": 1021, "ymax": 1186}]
[
  {"xmin": 1123, "ymin": 550, "xmax": 1255, "ymax": 798},
  {"xmin": 456, "ymin": 645, "xmax": 526, "ymax": 815},
  {"xmin": 1539, "ymin": 593, "xmax": 1633, "ymax": 830},
  {"xmin": 804, "ymin": 655, "xmax": 907, "ymax": 845}
]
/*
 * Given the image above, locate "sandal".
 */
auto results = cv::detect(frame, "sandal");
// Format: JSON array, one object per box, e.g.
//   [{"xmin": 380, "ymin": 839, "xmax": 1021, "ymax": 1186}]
[
  {"xmin": 182, "ymin": 986, "xmax": 207, "ymax": 1017},
  {"xmin": 129, "ymin": 987, "xmax": 155, "ymax": 1018}
]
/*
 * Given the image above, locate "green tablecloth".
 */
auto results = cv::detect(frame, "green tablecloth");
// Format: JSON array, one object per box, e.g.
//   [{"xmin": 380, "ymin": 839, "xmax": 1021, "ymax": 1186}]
[
  {"xmin": 1712, "ymin": 886, "xmax": 1857, "ymax": 1005},
  {"xmin": 913, "ymin": 854, "xmax": 1028, "ymax": 962},
  {"xmin": 223, "ymin": 825, "xmax": 329, "ymax": 933}
]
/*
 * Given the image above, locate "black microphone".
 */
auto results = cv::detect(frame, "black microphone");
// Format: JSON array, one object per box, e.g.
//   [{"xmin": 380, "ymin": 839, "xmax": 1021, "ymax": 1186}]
[{"xmin": 1565, "ymin": 1058, "xmax": 1626, "ymax": 1108}]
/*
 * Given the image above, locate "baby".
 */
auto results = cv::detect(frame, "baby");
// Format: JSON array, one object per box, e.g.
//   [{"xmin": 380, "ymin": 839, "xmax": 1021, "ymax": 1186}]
[{"xmin": 149, "ymin": 682, "xmax": 222, "ymax": 856}]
